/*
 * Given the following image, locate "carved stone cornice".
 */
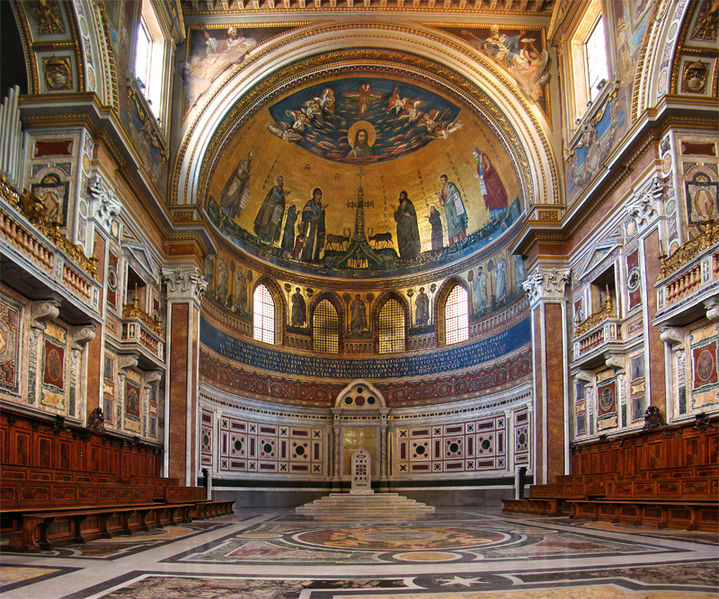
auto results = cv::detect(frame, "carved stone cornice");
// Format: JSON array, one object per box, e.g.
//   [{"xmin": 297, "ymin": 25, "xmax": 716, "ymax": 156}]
[
  {"xmin": 88, "ymin": 175, "xmax": 122, "ymax": 236},
  {"xmin": 163, "ymin": 266, "xmax": 208, "ymax": 305},
  {"xmin": 144, "ymin": 370, "xmax": 163, "ymax": 385},
  {"xmin": 70, "ymin": 324, "xmax": 97, "ymax": 349},
  {"xmin": 118, "ymin": 355, "xmax": 138, "ymax": 372},
  {"xmin": 626, "ymin": 177, "xmax": 662, "ymax": 232},
  {"xmin": 605, "ymin": 354, "xmax": 625, "ymax": 371},
  {"xmin": 522, "ymin": 267, "xmax": 571, "ymax": 307},
  {"xmin": 705, "ymin": 298, "xmax": 719, "ymax": 322},
  {"xmin": 660, "ymin": 326, "xmax": 684, "ymax": 345},
  {"xmin": 31, "ymin": 295, "xmax": 62, "ymax": 328}
]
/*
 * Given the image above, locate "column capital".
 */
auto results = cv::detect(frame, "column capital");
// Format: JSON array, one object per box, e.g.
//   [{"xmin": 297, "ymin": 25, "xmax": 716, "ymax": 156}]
[
  {"xmin": 625, "ymin": 176, "xmax": 662, "ymax": 233},
  {"xmin": 163, "ymin": 266, "xmax": 207, "ymax": 305},
  {"xmin": 522, "ymin": 267, "xmax": 571, "ymax": 307}
]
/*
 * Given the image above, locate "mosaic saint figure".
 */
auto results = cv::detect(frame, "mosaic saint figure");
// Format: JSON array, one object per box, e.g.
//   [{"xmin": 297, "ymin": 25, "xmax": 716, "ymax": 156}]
[
  {"xmin": 291, "ymin": 288, "xmax": 306, "ymax": 327},
  {"xmin": 437, "ymin": 174, "xmax": 467, "ymax": 246},
  {"xmin": 300, "ymin": 188, "xmax": 326, "ymax": 262},
  {"xmin": 473, "ymin": 149, "xmax": 508, "ymax": 222},
  {"xmin": 473, "ymin": 266, "xmax": 487, "ymax": 311},
  {"xmin": 281, "ymin": 204, "xmax": 298, "ymax": 252},
  {"xmin": 348, "ymin": 128, "xmax": 373, "ymax": 158},
  {"xmin": 220, "ymin": 150, "xmax": 253, "ymax": 219},
  {"xmin": 216, "ymin": 258, "xmax": 229, "ymax": 304},
  {"xmin": 394, "ymin": 190, "xmax": 421, "ymax": 260},
  {"xmin": 429, "ymin": 205, "xmax": 444, "ymax": 250},
  {"xmin": 350, "ymin": 295, "xmax": 367, "ymax": 332},
  {"xmin": 495, "ymin": 258, "xmax": 508, "ymax": 302},
  {"xmin": 233, "ymin": 267, "xmax": 247, "ymax": 311},
  {"xmin": 254, "ymin": 175, "xmax": 288, "ymax": 243},
  {"xmin": 415, "ymin": 287, "xmax": 430, "ymax": 326},
  {"xmin": 514, "ymin": 255, "xmax": 526, "ymax": 288}
]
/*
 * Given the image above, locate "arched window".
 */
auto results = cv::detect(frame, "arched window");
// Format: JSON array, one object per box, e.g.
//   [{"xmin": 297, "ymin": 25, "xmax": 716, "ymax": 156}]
[
  {"xmin": 253, "ymin": 284, "xmax": 275, "ymax": 344},
  {"xmin": 313, "ymin": 299, "xmax": 339, "ymax": 353},
  {"xmin": 378, "ymin": 298, "xmax": 405, "ymax": 354},
  {"xmin": 445, "ymin": 284, "xmax": 469, "ymax": 345}
]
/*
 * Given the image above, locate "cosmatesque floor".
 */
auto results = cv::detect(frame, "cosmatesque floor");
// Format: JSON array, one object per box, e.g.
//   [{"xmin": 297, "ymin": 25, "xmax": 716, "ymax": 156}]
[{"xmin": 1, "ymin": 507, "xmax": 717, "ymax": 598}]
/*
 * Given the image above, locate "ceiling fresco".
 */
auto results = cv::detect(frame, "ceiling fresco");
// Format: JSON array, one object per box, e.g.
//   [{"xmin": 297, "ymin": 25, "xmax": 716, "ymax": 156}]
[{"xmin": 205, "ymin": 73, "xmax": 524, "ymax": 279}]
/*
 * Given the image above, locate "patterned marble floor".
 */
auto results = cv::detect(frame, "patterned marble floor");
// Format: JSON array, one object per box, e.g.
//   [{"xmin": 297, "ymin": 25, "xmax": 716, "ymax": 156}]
[{"xmin": 0, "ymin": 508, "xmax": 717, "ymax": 598}]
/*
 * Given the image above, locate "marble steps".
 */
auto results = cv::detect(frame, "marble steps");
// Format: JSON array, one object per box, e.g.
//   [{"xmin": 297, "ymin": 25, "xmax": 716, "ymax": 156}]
[{"xmin": 295, "ymin": 492, "xmax": 435, "ymax": 520}]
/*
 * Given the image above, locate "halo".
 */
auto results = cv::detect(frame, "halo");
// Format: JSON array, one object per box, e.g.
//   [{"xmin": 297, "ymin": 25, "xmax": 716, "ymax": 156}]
[{"xmin": 347, "ymin": 121, "xmax": 377, "ymax": 148}]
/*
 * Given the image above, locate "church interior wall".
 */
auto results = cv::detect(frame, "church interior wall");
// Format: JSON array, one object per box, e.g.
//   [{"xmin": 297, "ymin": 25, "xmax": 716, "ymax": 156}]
[{"xmin": 0, "ymin": 0, "xmax": 717, "ymax": 514}]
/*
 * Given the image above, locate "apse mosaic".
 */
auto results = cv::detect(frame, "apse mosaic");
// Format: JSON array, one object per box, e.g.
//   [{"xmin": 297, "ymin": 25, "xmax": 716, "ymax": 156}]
[{"xmin": 206, "ymin": 74, "xmax": 524, "ymax": 278}]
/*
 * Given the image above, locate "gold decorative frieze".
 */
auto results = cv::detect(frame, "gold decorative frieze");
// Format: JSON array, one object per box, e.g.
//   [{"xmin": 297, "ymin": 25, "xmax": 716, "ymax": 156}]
[
  {"xmin": 123, "ymin": 296, "xmax": 163, "ymax": 336},
  {"xmin": 660, "ymin": 221, "xmax": 719, "ymax": 280},
  {"xmin": 0, "ymin": 175, "xmax": 97, "ymax": 278},
  {"xmin": 574, "ymin": 297, "xmax": 615, "ymax": 338}
]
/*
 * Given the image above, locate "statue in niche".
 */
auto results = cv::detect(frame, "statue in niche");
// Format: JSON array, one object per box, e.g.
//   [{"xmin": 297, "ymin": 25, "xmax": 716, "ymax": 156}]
[
  {"xmin": 415, "ymin": 287, "xmax": 430, "ymax": 326},
  {"xmin": 350, "ymin": 295, "xmax": 367, "ymax": 332},
  {"xmin": 291, "ymin": 288, "xmax": 306, "ymax": 327}
]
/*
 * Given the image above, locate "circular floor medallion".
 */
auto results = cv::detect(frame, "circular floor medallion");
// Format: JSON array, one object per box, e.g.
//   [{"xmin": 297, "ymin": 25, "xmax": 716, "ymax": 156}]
[{"xmin": 294, "ymin": 526, "xmax": 507, "ymax": 551}]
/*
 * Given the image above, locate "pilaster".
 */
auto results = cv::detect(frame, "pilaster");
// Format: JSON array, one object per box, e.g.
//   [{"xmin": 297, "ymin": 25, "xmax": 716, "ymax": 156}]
[
  {"xmin": 162, "ymin": 267, "xmax": 207, "ymax": 485},
  {"xmin": 522, "ymin": 267, "xmax": 571, "ymax": 484}
]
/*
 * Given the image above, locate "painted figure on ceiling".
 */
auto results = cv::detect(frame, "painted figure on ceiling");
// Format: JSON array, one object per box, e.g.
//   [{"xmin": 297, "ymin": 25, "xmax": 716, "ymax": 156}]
[
  {"xmin": 415, "ymin": 287, "xmax": 430, "ymax": 326},
  {"xmin": 350, "ymin": 295, "xmax": 367, "ymax": 332},
  {"xmin": 291, "ymin": 288, "xmax": 306, "ymax": 327},
  {"xmin": 348, "ymin": 128, "xmax": 373, "ymax": 158},
  {"xmin": 220, "ymin": 150, "xmax": 253, "ymax": 220},
  {"xmin": 394, "ymin": 190, "xmax": 421, "ymax": 260},
  {"xmin": 254, "ymin": 175, "xmax": 289, "ymax": 243},
  {"xmin": 429, "ymin": 205, "xmax": 443, "ymax": 250},
  {"xmin": 437, "ymin": 174, "xmax": 468, "ymax": 246},
  {"xmin": 473, "ymin": 149, "xmax": 508, "ymax": 223},
  {"xmin": 281, "ymin": 204, "xmax": 298, "ymax": 252},
  {"xmin": 300, "ymin": 188, "xmax": 326, "ymax": 262}
]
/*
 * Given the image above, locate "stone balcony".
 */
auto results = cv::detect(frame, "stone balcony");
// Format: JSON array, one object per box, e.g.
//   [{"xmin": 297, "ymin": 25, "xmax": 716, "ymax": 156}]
[
  {"xmin": 120, "ymin": 299, "xmax": 165, "ymax": 369},
  {"xmin": 655, "ymin": 223, "xmax": 719, "ymax": 327},
  {"xmin": 571, "ymin": 300, "xmax": 624, "ymax": 370},
  {"xmin": 0, "ymin": 175, "xmax": 101, "ymax": 321}
]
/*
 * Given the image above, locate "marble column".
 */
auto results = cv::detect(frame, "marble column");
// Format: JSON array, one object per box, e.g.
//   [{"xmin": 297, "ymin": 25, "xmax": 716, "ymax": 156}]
[
  {"xmin": 523, "ymin": 267, "xmax": 571, "ymax": 485},
  {"xmin": 69, "ymin": 325, "xmax": 97, "ymax": 421},
  {"xmin": 331, "ymin": 408, "xmax": 341, "ymax": 491},
  {"xmin": 379, "ymin": 408, "xmax": 389, "ymax": 491},
  {"xmin": 163, "ymin": 267, "xmax": 207, "ymax": 485}
]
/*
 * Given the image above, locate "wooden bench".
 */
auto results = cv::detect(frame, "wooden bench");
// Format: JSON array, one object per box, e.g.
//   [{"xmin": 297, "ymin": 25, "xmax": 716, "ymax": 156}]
[
  {"xmin": 190, "ymin": 499, "xmax": 234, "ymax": 519},
  {"xmin": 566, "ymin": 499, "xmax": 719, "ymax": 532},
  {"xmin": 502, "ymin": 498, "xmax": 568, "ymax": 516},
  {"xmin": 4, "ymin": 502, "xmax": 195, "ymax": 552}
]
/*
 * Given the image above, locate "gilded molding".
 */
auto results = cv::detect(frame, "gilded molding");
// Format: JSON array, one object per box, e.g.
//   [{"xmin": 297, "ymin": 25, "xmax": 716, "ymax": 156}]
[
  {"xmin": 0, "ymin": 175, "xmax": 97, "ymax": 278},
  {"xmin": 573, "ymin": 296, "xmax": 615, "ymax": 338},
  {"xmin": 123, "ymin": 296, "xmax": 163, "ymax": 336},
  {"xmin": 659, "ymin": 220, "xmax": 719, "ymax": 280}
]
